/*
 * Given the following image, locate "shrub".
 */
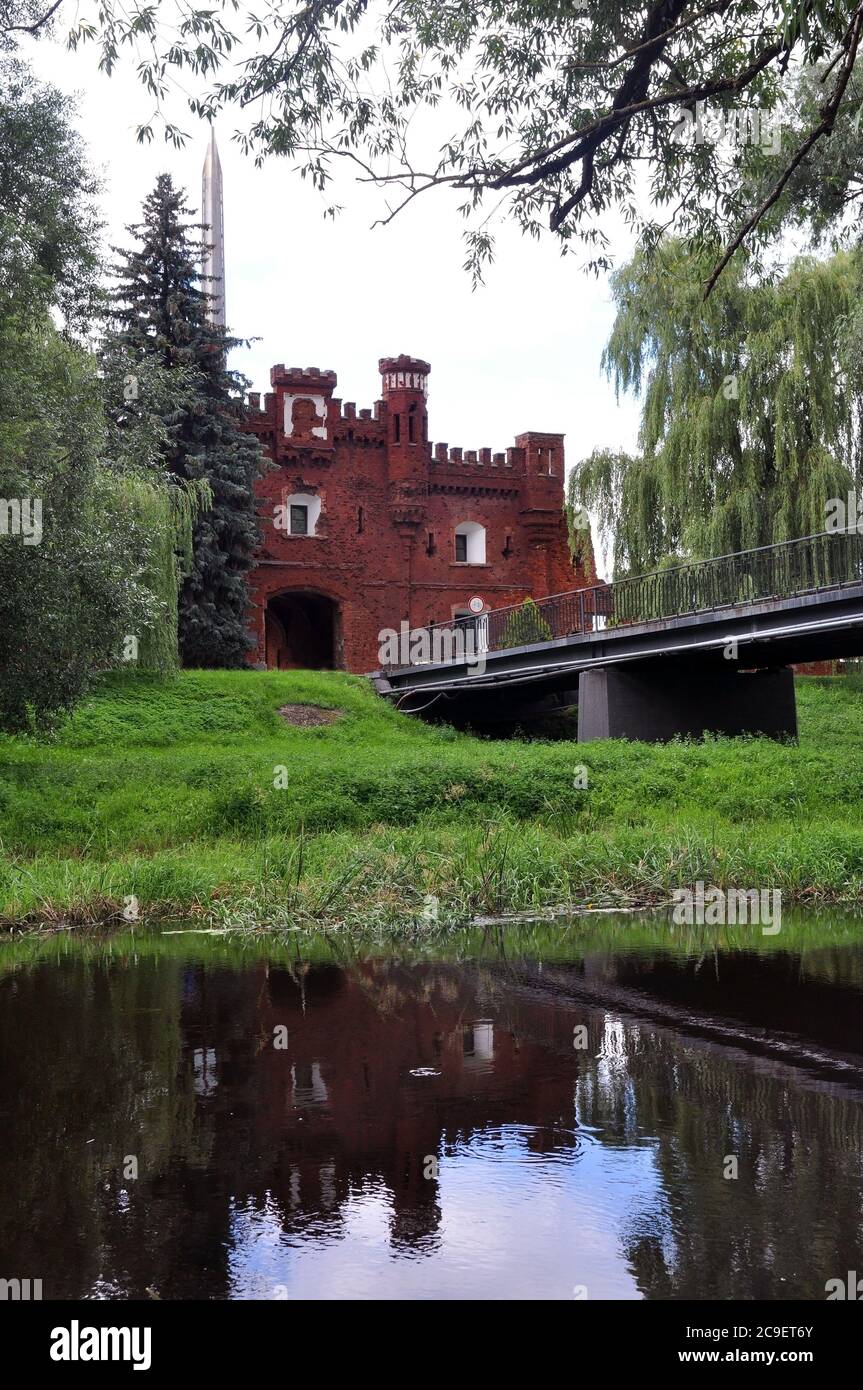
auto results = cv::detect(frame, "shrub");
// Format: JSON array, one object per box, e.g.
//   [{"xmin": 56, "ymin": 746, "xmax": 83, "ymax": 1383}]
[{"xmin": 500, "ymin": 598, "xmax": 553, "ymax": 647}]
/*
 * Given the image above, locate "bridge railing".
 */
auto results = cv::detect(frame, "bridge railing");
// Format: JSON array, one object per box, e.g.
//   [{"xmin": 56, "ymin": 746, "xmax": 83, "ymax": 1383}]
[{"xmin": 383, "ymin": 530, "xmax": 863, "ymax": 671}]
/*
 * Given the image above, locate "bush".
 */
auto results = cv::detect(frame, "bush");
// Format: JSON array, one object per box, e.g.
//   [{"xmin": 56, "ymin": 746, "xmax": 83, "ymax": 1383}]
[{"xmin": 499, "ymin": 598, "xmax": 554, "ymax": 647}]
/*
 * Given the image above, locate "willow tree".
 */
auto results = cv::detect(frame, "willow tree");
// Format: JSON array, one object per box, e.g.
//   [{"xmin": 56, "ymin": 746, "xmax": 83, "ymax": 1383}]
[
  {"xmin": 102, "ymin": 471, "xmax": 211, "ymax": 674},
  {"xmin": 742, "ymin": 55, "xmax": 863, "ymax": 254},
  {"xmin": 570, "ymin": 241, "xmax": 863, "ymax": 576},
  {"xmin": 99, "ymin": 345, "xmax": 212, "ymax": 673}
]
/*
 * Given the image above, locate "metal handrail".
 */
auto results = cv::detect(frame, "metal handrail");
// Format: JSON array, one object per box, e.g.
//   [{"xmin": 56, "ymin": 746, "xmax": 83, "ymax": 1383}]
[{"xmin": 381, "ymin": 530, "xmax": 863, "ymax": 672}]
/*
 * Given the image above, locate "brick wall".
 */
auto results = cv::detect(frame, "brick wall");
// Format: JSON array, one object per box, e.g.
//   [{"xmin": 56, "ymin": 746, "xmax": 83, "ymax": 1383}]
[{"xmin": 244, "ymin": 355, "xmax": 592, "ymax": 673}]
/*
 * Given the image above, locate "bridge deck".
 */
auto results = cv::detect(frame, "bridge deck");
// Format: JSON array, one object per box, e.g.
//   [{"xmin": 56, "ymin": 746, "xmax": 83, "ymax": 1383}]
[{"xmin": 378, "ymin": 533, "xmax": 863, "ymax": 719}]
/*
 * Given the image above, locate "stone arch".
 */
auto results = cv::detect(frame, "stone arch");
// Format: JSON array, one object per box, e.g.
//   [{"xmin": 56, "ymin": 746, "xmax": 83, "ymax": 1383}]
[{"xmin": 264, "ymin": 589, "xmax": 342, "ymax": 670}]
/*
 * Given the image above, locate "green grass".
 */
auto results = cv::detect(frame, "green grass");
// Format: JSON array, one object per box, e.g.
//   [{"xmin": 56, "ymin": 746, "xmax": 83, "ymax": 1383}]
[{"xmin": 1, "ymin": 668, "xmax": 862, "ymax": 925}]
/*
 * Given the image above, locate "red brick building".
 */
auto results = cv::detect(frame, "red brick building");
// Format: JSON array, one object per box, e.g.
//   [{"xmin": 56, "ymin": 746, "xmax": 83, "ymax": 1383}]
[{"xmin": 244, "ymin": 354, "xmax": 592, "ymax": 672}]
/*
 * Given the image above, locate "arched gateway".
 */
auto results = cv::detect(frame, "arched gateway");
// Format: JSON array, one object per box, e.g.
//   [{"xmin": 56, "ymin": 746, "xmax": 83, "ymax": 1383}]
[{"xmin": 265, "ymin": 592, "xmax": 340, "ymax": 670}]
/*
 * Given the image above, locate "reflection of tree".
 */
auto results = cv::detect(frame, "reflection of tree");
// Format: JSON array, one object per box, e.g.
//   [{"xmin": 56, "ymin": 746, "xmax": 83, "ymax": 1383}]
[
  {"xmin": 619, "ymin": 1027, "xmax": 863, "ymax": 1300},
  {"xmin": 4, "ymin": 941, "xmax": 863, "ymax": 1300},
  {"xmin": 446, "ymin": 950, "xmax": 863, "ymax": 1300},
  {"xmin": 558, "ymin": 979, "xmax": 863, "ymax": 1301},
  {"xmin": 0, "ymin": 958, "xmax": 196, "ymax": 1297}
]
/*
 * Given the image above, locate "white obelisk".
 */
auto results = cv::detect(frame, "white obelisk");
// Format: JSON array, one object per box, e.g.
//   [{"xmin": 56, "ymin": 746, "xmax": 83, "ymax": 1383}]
[{"xmin": 202, "ymin": 126, "xmax": 226, "ymax": 329}]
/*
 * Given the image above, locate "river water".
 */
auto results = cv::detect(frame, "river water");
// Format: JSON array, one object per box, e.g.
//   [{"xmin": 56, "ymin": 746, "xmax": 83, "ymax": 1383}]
[{"xmin": 1, "ymin": 914, "xmax": 862, "ymax": 1300}]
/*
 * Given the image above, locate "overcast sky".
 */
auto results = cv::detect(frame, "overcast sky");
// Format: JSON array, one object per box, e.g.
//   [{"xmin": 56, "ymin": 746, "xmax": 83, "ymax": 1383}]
[{"xmin": 24, "ymin": 23, "xmax": 641, "ymax": 569}]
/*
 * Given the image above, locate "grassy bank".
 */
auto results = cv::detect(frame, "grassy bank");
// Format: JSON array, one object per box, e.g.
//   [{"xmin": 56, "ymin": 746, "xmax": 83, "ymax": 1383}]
[{"xmin": 1, "ymin": 668, "xmax": 862, "ymax": 926}]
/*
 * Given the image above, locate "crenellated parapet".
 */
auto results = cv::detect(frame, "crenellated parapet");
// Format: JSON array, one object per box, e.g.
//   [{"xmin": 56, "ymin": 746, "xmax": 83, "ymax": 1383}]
[
  {"xmin": 270, "ymin": 364, "xmax": 338, "ymax": 393},
  {"xmin": 431, "ymin": 442, "xmax": 522, "ymax": 471},
  {"xmin": 329, "ymin": 399, "xmax": 386, "ymax": 447},
  {"xmin": 379, "ymin": 354, "xmax": 431, "ymax": 394},
  {"xmin": 246, "ymin": 360, "xmax": 566, "ymax": 493}
]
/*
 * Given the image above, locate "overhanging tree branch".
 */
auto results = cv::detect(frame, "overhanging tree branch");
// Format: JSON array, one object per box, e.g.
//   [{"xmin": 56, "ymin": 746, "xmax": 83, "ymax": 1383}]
[
  {"xmin": 703, "ymin": 0, "xmax": 863, "ymax": 297},
  {"xmin": 49, "ymin": 1, "xmax": 863, "ymax": 290},
  {"xmin": 2, "ymin": 0, "xmax": 65, "ymax": 36}
]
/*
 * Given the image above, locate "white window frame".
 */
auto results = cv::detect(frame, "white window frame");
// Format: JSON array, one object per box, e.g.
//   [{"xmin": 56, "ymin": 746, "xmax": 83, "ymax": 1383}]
[
  {"xmin": 279, "ymin": 492, "xmax": 322, "ymax": 537},
  {"xmin": 454, "ymin": 521, "xmax": 486, "ymax": 564}
]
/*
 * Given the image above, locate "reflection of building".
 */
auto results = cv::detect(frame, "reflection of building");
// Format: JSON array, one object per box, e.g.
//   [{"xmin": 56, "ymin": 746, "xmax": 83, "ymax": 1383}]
[
  {"xmin": 290, "ymin": 1060, "xmax": 328, "ymax": 1106},
  {"xmin": 463, "ymin": 1019, "xmax": 495, "ymax": 1068},
  {"xmin": 172, "ymin": 959, "xmax": 586, "ymax": 1263},
  {"xmin": 6, "ymin": 945, "xmax": 863, "ymax": 1300},
  {"xmin": 244, "ymin": 356, "xmax": 594, "ymax": 671},
  {"xmin": 193, "ymin": 1047, "xmax": 218, "ymax": 1096}
]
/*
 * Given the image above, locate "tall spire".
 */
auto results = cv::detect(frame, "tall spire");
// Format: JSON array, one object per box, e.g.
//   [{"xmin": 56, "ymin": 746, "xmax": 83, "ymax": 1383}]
[{"xmin": 202, "ymin": 125, "xmax": 226, "ymax": 329}]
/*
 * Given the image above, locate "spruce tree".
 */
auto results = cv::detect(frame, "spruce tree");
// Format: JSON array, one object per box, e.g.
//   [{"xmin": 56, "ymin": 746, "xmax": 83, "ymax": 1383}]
[{"xmin": 105, "ymin": 174, "xmax": 262, "ymax": 667}]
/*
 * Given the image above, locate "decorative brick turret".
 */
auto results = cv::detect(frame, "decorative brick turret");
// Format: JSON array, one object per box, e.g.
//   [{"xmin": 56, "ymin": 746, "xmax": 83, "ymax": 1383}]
[
  {"xmin": 380, "ymin": 355, "xmax": 431, "ymax": 529},
  {"xmin": 380, "ymin": 356, "xmax": 429, "ymax": 472},
  {"xmin": 272, "ymin": 365, "xmax": 338, "ymax": 451}
]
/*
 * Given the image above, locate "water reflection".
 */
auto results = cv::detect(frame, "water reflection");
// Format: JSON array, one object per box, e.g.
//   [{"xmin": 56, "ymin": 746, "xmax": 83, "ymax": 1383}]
[{"xmin": 1, "ymin": 922, "xmax": 863, "ymax": 1299}]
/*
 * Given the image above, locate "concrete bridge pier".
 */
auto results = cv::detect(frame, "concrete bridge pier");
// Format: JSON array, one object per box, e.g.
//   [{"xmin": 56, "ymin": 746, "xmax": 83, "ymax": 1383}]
[{"xmin": 577, "ymin": 666, "xmax": 798, "ymax": 744}]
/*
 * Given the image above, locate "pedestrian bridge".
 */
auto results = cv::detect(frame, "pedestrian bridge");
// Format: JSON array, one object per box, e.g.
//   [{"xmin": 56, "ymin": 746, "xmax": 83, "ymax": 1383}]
[{"xmin": 374, "ymin": 532, "xmax": 863, "ymax": 741}]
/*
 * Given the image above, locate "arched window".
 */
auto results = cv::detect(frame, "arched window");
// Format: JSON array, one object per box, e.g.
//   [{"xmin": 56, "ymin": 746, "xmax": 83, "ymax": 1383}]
[
  {"xmin": 454, "ymin": 521, "xmax": 486, "ymax": 564},
  {"xmin": 276, "ymin": 492, "xmax": 322, "ymax": 537}
]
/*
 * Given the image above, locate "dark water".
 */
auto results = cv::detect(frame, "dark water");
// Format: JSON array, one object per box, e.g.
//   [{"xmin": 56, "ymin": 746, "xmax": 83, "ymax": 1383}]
[{"xmin": 2, "ymin": 918, "xmax": 863, "ymax": 1300}]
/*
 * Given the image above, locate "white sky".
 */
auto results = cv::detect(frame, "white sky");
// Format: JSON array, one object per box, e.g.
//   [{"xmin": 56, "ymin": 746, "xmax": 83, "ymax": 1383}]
[{"xmin": 23, "ymin": 23, "xmax": 643, "ymax": 572}]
